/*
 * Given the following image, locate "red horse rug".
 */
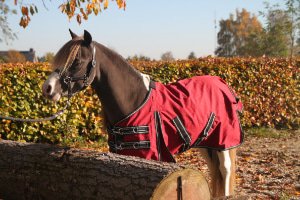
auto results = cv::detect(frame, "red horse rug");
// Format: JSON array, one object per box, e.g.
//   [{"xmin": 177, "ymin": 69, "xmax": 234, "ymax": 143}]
[{"xmin": 108, "ymin": 76, "xmax": 243, "ymax": 162}]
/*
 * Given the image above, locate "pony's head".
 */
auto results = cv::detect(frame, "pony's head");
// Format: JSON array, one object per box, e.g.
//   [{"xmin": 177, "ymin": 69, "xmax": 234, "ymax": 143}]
[{"xmin": 42, "ymin": 29, "xmax": 97, "ymax": 102}]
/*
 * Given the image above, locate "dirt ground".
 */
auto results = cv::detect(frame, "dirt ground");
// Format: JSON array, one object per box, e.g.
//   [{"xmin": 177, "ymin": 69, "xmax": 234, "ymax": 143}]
[{"xmin": 176, "ymin": 129, "xmax": 300, "ymax": 199}]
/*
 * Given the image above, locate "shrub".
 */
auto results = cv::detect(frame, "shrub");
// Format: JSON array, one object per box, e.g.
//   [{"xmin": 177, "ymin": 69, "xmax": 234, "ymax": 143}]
[
  {"xmin": 132, "ymin": 57, "xmax": 300, "ymax": 129},
  {"xmin": 0, "ymin": 58, "xmax": 299, "ymax": 145},
  {"xmin": 0, "ymin": 62, "xmax": 106, "ymax": 146}
]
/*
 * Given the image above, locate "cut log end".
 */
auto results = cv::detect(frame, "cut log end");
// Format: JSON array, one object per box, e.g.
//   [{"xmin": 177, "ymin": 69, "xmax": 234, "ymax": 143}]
[{"xmin": 151, "ymin": 168, "xmax": 211, "ymax": 200}]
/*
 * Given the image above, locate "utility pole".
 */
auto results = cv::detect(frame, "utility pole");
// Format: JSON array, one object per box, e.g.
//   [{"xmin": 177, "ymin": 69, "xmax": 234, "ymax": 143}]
[{"xmin": 214, "ymin": 11, "xmax": 217, "ymax": 56}]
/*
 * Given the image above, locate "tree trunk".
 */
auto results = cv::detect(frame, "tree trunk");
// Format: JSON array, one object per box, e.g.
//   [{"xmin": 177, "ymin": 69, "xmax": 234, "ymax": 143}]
[{"xmin": 0, "ymin": 140, "xmax": 210, "ymax": 200}]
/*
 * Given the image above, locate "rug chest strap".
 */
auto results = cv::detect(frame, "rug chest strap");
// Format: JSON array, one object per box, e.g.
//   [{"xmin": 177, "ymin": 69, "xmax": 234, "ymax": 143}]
[
  {"xmin": 108, "ymin": 141, "xmax": 150, "ymax": 151},
  {"xmin": 107, "ymin": 126, "xmax": 149, "ymax": 136},
  {"xmin": 108, "ymin": 125, "xmax": 150, "ymax": 152}
]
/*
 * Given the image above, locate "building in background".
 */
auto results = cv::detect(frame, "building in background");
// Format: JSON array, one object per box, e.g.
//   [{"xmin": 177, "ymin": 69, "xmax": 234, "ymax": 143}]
[{"xmin": 0, "ymin": 48, "xmax": 38, "ymax": 63}]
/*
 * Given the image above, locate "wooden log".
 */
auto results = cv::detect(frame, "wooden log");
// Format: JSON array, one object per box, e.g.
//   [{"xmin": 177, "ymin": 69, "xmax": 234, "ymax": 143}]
[{"xmin": 0, "ymin": 140, "xmax": 210, "ymax": 200}]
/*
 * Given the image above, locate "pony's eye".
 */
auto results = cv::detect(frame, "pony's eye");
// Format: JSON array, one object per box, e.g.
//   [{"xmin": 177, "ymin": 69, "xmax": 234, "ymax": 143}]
[
  {"xmin": 74, "ymin": 59, "xmax": 81, "ymax": 65},
  {"xmin": 68, "ymin": 62, "xmax": 80, "ymax": 72},
  {"xmin": 73, "ymin": 59, "xmax": 82, "ymax": 67}
]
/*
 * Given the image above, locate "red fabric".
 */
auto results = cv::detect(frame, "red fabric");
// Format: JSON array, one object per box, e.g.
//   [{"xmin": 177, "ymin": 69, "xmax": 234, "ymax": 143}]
[{"xmin": 108, "ymin": 76, "xmax": 243, "ymax": 162}]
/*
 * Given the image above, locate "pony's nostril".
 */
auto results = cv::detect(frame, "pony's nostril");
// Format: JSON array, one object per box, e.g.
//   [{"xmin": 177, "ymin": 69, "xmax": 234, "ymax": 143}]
[{"xmin": 46, "ymin": 85, "xmax": 52, "ymax": 94}]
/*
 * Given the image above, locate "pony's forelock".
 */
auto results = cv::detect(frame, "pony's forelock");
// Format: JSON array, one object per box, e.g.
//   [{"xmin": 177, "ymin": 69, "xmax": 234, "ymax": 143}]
[{"xmin": 52, "ymin": 39, "xmax": 83, "ymax": 70}]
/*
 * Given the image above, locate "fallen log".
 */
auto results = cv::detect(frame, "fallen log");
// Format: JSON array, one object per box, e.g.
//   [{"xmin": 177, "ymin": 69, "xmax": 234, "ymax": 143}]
[{"xmin": 0, "ymin": 140, "xmax": 210, "ymax": 200}]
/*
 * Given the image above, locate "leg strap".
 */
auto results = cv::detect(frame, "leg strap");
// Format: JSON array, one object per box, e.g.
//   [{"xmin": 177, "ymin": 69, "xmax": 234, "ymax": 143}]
[{"xmin": 172, "ymin": 116, "xmax": 191, "ymax": 152}]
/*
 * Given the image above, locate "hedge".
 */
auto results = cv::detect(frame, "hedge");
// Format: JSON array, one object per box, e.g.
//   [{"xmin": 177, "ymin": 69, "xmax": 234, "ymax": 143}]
[
  {"xmin": 0, "ymin": 58, "xmax": 299, "ymax": 145},
  {"xmin": 0, "ymin": 63, "xmax": 105, "ymax": 146},
  {"xmin": 133, "ymin": 57, "xmax": 300, "ymax": 130}
]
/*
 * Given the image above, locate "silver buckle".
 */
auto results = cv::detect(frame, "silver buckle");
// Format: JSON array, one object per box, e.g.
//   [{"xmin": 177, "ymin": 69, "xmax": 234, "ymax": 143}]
[
  {"xmin": 64, "ymin": 76, "xmax": 71, "ymax": 84},
  {"xmin": 92, "ymin": 60, "xmax": 96, "ymax": 67}
]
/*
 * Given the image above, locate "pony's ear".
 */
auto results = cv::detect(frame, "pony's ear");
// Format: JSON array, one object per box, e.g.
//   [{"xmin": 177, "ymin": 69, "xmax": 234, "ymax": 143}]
[
  {"xmin": 83, "ymin": 30, "xmax": 92, "ymax": 46},
  {"xmin": 69, "ymin": 29, "xmax": 78, "ymax": 39}
]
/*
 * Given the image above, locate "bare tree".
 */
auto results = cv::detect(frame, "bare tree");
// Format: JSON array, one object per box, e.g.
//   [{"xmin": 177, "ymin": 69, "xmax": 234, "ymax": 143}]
[
  {"xmin": 0, "ymin": 1, "xmax": 17, "ymax": 43},
  {"xmin": 188, "ymin": 52, "xmax": 196, "ymax": 59},
  {"xmin": 161, "ymin": 51, "xmax": 175, "ymax": 61},
  {"xmin": 0, "ymin": 0, "xmax": 126, "ymax": 42},
  {"xmin": 285, "ymin": 0, "xmax": 300, "ymax": 57}
]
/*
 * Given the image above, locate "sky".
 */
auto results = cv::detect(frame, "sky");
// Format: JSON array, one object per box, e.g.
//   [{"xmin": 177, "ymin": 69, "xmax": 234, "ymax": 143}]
[{"xmin": 1, "ymin": 0, "xmax": 285, "ymax": 60}]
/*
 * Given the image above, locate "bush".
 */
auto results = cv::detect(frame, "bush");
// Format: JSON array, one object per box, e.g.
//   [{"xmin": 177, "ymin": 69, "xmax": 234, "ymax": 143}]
[
  {"xmin": 0, "ymin": 58, "xmax": 299, "ymax": 145},
  {"xmin": 0, "ymin": 62, "xmax": 106, "ymax": 146},
  {"xmin": 133, "ymin": 57, "xmax": 300, "ymax": 129}
]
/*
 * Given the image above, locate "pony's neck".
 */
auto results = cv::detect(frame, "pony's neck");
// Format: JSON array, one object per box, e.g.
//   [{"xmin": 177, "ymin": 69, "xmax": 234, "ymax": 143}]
[{"xmin": 91, "ymin": 42, "xmax": 148, "ymax": 126}]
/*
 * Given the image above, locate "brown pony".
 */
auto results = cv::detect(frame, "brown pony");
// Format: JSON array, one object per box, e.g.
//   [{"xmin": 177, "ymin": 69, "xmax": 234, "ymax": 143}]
[{"xmin": 42, "ymin": 30, "xmax": 243, "ymax": 197}]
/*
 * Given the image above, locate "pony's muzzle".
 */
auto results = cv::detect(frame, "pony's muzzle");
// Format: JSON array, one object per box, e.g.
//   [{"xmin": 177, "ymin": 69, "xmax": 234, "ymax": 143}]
[
  {"xmin": 42, "ymin": 83, "xmax": 52, "ymax": 98},
  {"xmin": 42, "ymin": 72, "xmax": 61, "ymax": 101},
  {"xmin": 45, "ymin": 85, "xmax": 52, "ymax": 95}
]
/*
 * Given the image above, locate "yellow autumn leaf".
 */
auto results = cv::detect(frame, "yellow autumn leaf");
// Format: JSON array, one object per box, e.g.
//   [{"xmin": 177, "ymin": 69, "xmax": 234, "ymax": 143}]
[
  {"xmin": 104, "ymin": 0, "xmax": 109, "ymax": 9},
  {"xmin": 94, "ymin": 116, "xmax": 102, "ymax": 122},
  {"xmin": 116, "ymin": 0, "xmax": 126, "ymax": 9}
]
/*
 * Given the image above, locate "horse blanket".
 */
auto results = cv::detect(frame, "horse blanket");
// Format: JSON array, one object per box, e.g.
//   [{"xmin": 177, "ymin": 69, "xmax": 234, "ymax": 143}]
[{"xmin": 108, "ymin": 76, "xmax": 243, "ymax": 162}]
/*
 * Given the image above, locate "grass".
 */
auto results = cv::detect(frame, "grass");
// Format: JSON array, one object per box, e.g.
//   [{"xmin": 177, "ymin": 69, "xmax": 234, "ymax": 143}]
[
  {"xmin": 245, "ymin": 127, "xmax": 298, "ymax": 139},
  {"xmin": 60, "ymin": 134, "xmax": 108, "ymax": 151},
  {"xmin": 278, "ymin": 192, "xmax": 294, "ymax": 200}
]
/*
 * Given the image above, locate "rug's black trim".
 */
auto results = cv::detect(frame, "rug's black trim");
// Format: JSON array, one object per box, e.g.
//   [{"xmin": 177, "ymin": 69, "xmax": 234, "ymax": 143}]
[
  {"xmin": 113, "ymin": 88, "xmax": 153, "ymax": 126},
  {"xmin": 193, "ymin": 111, "xmax": 244, "ymax": 151},
  {"xmin": 172, "ymin": 116, "xmax": 191, "ymax": 152},
  {"xmin": 154, "ymin": 111, "xmax": 162, "ymax": 161},
  {"xmin": 155, "ymin": 111, "xmax": 176, "ymax": 163},
  {"xmin": 193, "ymin": 112, "xmax": 216, "ymax": 147}
]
